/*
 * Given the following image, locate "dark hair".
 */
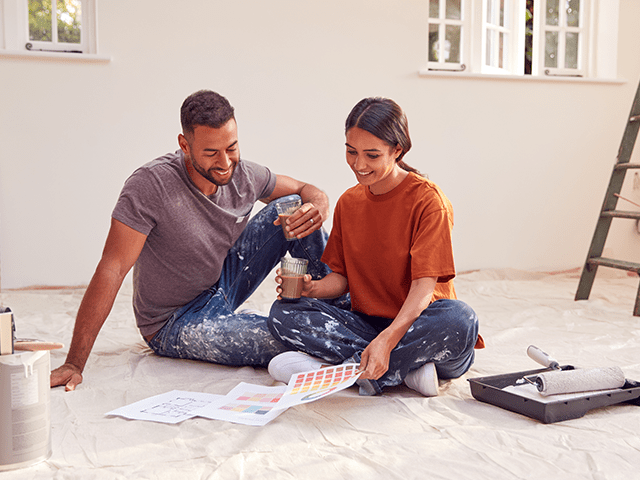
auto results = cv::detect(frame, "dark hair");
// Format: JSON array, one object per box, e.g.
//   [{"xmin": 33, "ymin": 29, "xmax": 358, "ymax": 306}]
[
  {"xmin": 345, "ymin": 97, "xmax": 422, "ymax": 176},
  {"xmin": 180, "ymin": 90, "xmax": 235, "ymax": 136}
]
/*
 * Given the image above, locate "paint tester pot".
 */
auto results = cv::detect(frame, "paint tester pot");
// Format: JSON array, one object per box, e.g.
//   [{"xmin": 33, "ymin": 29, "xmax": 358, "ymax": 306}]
[{"xmin": 0, "ymin": 351, "xmax": 51, "ymax": 471}]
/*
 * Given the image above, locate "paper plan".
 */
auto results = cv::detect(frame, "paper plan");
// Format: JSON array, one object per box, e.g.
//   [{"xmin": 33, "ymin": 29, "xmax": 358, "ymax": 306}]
[{"xmin": 106, "ymin": 390, "xmax": 223, "ymax": 424}]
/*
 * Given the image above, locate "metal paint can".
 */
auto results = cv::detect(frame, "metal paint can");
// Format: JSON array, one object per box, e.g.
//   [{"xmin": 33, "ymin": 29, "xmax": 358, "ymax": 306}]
[{"xmin": 0, "ymin": 351, "xmax": 51, "ymax": 471}]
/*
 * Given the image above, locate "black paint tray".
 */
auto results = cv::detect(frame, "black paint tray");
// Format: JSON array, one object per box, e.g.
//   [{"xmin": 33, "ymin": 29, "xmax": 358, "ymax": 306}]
[{"xmin": 468, "ymin": 366, "xmax": 640, "ymax": 423}]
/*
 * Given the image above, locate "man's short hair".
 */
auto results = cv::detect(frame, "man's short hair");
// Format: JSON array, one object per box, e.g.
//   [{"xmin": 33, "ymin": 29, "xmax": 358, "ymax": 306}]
[{"xmin": 180, "ymin": 90, "xmax": 235, "ymax": 136}]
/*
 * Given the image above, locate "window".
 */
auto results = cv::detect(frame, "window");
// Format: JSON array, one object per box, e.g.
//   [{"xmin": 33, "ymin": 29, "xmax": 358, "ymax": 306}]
[
  {"xmin": 424, "ymin": 0, "xmax": 620, "ymax": 79},
  {"xmin": 0, "ymin": 0, "xmax": 99, "ymax": 57},
  {"xmin": 27, "ymin": 0, "xmax": 83, "ymax": 53},
  {"xmin": 533, "ymin": 0, "xmax": 588, "ymax": 77},
  {"xmin": 428, "ymin": 0, "xmax": 466, "ymax": 71}
]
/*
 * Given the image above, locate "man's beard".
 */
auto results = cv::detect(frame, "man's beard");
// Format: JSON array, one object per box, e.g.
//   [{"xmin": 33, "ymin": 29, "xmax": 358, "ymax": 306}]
[{"xmin": 190, "ymin": 155, "xmax": 238, "ymax": 187}]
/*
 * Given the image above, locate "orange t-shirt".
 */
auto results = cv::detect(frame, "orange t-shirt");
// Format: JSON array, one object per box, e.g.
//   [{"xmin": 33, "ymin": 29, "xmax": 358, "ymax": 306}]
[{"xmin": 322, "ymin": 172, "xmax": 457, "ymax": 319}]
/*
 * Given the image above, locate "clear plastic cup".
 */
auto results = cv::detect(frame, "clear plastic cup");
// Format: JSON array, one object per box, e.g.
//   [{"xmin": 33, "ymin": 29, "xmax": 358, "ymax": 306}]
[
  {"xmin": 280, "ymin": 257, "xmax": 308, "ymax": 300},
  {"xmin": 275, "ymin": 198, "xmax": 302, "ymax": 241}
]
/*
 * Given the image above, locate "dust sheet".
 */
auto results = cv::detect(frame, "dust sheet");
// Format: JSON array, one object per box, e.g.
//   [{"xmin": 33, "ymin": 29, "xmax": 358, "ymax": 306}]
[{"xmin": 1, "ymin": 268, "xmax": 639, "ymax": 479}]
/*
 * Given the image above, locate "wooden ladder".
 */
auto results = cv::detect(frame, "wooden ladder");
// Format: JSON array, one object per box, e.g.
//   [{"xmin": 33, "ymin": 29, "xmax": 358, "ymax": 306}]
[{"xmin": 575, "ymin": 78, "xmax": 640, "ymax": 315}]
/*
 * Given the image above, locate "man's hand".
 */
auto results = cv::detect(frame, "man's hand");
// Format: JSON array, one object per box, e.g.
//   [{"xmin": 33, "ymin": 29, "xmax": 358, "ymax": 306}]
[
  {"xmin": 50, "ymin": 363, "xmax": 83, "ymax": 391},
  {"xmin": 273, "ymin": 201, "xmax": 323, "ymax": 239},
  {"xmin": 265, "ymin": 175, "xmax": 330, "ymax": 239}
]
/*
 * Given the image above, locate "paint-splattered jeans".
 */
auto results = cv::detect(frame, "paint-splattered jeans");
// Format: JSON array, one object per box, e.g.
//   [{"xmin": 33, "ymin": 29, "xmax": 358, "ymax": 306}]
[
  {"xmin": 146, "ymin": 195, "xmax": 330, "ymax": 367},
  {"xmin": 268, "ymin": 297, "xmax": 479, "ymax": 393}
]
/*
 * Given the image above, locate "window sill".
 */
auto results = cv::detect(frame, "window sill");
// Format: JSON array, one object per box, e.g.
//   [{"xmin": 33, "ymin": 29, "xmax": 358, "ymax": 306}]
[
  {"xmin": 418, "ymin": 69, "xmax": 626, "ymax": 85},
  {"xmin": 0, "ymin": 49, "xmax": 111, "ymax": 63}
]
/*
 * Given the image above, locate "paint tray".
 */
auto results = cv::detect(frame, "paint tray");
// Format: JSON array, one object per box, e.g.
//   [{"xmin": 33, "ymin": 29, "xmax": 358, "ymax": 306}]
[{"xmin": 467, "ymin": 366, "xmax": 640, "ymax": 423}]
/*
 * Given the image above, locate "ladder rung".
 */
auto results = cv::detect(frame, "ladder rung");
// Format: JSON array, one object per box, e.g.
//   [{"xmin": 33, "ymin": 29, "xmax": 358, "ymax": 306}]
[
  {"xmin": 614, "ymin": 163, "xmax": 640, "ymax": 170},
  {"xmin": 587, "ymin": 257, "xmax": 640, "ymax": 272},
  {"xmin": 601, "ymin": 210, "xmax": 640, "ymax": 219}
]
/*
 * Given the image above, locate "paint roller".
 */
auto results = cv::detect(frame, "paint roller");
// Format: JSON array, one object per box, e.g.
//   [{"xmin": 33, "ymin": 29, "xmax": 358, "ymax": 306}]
[{"xmin": 525, "ymin": 345, "xmax": 626, "ymax": 396}]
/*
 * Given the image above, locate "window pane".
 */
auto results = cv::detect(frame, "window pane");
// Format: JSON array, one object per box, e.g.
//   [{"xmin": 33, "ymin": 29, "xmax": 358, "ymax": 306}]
[
  {"xmin": 499, "ymin": 31, "xmax": 506, "ymax": 68},
  {"xmin": 57, "ymin": 0, "xmax": 82, "ymax": 44},
  {"xmin": 445, "ymin": 25, "xmax": 461, "ymax": 63},
  {"xmin": 545, "ymin": 31, "xmax": 558, "ymax": 67},
  {"xmin": 565, "ymin": 32, "xmax": 579, "ymax": 68},
  {"xmin": 546, "ymin": 0, "xmax": 559, "ymax": 26},
  {"xmin": 486, "ymin": 0, "xmax": 504, "ymax": 26},
  {"xmin": 29, "ymin": 0, "xmax": 53, "ymax": 42},
  {"xmin": 566, "ymin": 0, "xmax": 580, "ymax": 27},
  {"xmin": 486, "ymin": 29, "xmax": 494, "ymax": 67},
  {"xmin": 429, "ymin": 24, "xmax": 440, "ymax": 61},
  {"xmin": 446, "ymin": 0, "xmax": 461, "ymax": 20},
  {"xmin": 429, "ymin": 0, "xmax": 440, "ymax": 18}
]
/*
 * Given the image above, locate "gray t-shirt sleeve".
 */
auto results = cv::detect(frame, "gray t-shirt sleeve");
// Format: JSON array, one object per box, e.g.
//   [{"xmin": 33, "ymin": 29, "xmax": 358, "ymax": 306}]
[{"xmin": 112, "ymin": 166, "xmax": 161, "ymax": 236}]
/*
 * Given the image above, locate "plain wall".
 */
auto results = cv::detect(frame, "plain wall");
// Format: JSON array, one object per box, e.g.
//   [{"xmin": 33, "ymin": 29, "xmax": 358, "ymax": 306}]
[{"xmin": 1, "ymin": 0, "xmax": 640, "ymax": 289}]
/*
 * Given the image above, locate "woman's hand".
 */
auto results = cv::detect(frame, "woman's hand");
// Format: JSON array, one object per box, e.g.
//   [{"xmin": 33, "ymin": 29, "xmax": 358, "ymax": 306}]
[
  {"xmin": 275, "ymin": 271, "xmax": 348, "ymax": 301},
  {"xmin": 274, "ymin": 269, "xmax": 314, "ymax": 300},
  {"xmin": 357, "ymin": 333, "xmax": 395, "ymax": 380},
  {"xmin": 357, "ymin": 277, "xmax": 439, "ymax": 380}
]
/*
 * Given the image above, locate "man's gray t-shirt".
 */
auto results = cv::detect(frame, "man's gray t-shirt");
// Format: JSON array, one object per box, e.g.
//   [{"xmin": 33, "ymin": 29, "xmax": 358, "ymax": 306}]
[{"xmin": 112, "ymin": 150, "xmax": 276, "ymax": 337}]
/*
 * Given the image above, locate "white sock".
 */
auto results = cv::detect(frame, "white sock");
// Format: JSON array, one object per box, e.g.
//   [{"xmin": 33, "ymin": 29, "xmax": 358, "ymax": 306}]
[{"xmin": 404, "ymin": 362, "xmax": 439, "ymax": 397}]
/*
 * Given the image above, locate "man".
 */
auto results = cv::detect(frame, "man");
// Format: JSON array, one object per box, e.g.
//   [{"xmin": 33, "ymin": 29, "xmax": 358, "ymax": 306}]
[{"xmin": 51, "ymin": 90, "xmax": 331, "ymax": 391}]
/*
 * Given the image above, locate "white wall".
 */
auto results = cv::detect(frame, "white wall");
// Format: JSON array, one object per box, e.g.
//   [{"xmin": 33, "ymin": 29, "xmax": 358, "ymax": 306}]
[{"xmin": 1, "ymin": 0, "xmax": 640, "ymax": 289}]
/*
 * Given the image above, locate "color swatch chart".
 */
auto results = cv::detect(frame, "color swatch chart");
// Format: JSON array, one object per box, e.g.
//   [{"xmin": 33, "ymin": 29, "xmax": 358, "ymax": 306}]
[
  {"xmin": 291, "ymin": 364, "xmax": 359, "ymax": 394},
  {"xmin": 218, "ymin": 391, "xmax": 283, "ymax": 416},
  {"xmin": 276, "ymin": 363, "xmax": 361, "ymax": 409},
  {"xmin": 200, "ymin": 383, "xmax": 288, "ymax": 426}
]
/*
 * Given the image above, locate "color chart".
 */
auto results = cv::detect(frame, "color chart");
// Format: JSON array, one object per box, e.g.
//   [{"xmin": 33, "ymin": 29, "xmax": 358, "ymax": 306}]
[{"xmin": 276, "ymin": 363, "xmax": 361, "ymax": 409}]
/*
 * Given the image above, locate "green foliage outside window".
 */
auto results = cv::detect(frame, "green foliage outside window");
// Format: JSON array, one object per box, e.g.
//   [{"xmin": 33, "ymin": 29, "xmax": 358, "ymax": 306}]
[{"xmin": 29, "ymin": 0, "xmax": 81, "ymax": 44}]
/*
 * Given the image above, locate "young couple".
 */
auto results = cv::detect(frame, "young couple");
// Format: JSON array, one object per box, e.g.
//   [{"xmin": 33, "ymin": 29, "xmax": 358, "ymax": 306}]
[
  {"xmin": 52, "ymin": 89, "xmax": 481, "ymax": 398},
  {"xmin": 267, "ymin": 97, "xmax": 483, "ymax": 397}
]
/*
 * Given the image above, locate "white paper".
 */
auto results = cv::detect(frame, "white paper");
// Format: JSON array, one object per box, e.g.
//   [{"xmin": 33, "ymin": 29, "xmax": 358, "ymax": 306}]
[
  {"xmin": 196, "ymin": 383, "xmax": 287, "ymax": 426},
  {"xmin": 106, "ymin": 390, "xmax": 223, "ymax": 424}
]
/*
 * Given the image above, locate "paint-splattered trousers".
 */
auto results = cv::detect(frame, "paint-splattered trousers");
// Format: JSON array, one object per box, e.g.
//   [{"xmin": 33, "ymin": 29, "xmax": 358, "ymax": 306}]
[
  {"xmin": 268, "ymin": 297, "xmax": 479, "ymax": 393},
  {"xmin": 146, "ymin": 195, "xmax": 330, "ymax": 367}
]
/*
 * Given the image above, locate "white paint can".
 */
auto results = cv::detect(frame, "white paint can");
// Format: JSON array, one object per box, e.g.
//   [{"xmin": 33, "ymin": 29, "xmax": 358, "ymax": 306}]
[{"xmin": 0, "ymin": 351, "xmax": 51, "ymax": 471}]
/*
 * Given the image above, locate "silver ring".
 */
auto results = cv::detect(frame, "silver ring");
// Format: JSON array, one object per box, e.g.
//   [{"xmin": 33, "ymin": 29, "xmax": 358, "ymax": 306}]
[{"xmin": 309, "ymin": 218, "xmax": 314, "ymax": 225}]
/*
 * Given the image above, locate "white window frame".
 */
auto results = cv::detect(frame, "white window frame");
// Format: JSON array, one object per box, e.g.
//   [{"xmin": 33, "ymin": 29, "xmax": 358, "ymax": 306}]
[
  {"xmin": 532, "ymin": 0, "xmax": 588, "ymax": 77},
  {"xmin": 0, "ymin": 0, "xmax": 107, "ymax": 61},
  {"xmin": 481, "ymin": 0, "xmax": 526, "ymax": 75},
  {"xmin": 427, "ymin": 0, "xmax": 470, "ymax": 72},
  {"xmin": 25, "ymin": 0, "xmax": 93, "ymax": 53},
  {"xmin": 423, "ymin": 0, "xmax": 620, "ymax": 81}
]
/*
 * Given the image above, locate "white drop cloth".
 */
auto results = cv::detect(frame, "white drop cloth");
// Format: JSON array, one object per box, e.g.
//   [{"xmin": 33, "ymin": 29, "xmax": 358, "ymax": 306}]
[{"xmin": 1, "ymin": 268, "xmax": 639, "ymax": 479}]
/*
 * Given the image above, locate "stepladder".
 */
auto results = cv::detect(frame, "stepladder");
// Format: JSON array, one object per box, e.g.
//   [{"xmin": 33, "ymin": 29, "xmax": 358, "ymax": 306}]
[{"xmin": 575, "ymin": 77, "xmax": 640, "ymax": 315}]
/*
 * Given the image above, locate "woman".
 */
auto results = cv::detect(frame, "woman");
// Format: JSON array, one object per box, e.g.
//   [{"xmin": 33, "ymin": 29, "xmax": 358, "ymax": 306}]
[{"xmin": 267, "ymin": 97, "xmax": 483, "ymax": 396}]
